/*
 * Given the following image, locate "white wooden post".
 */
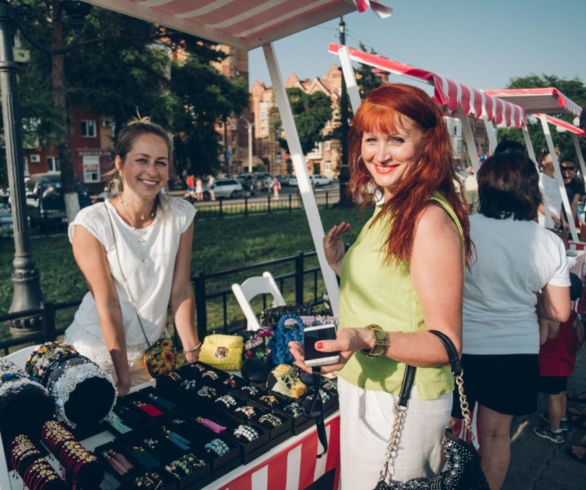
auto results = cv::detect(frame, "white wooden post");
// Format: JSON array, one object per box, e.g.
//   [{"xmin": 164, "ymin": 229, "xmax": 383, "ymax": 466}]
[
  {"xmin": 572, "ymin": 133, "xmax": 586, "ymax": 194},
  {"xmin": 338, "ymin": 46, "xmax": 362, "ymax": 112},
  {"xmin": 457, "ymin": 106, "xmax": 481, "ymax": 173},
  {"xmin": 484, "ymin": 119, "xmax": 497, "ymax": 155},
  {"xmin": 539, "ymin": 115, "xmax": 578, "ymax": 241},
  {"xmin": 262, "ymin": 43, "xmax": 340, "ymax": 314}
]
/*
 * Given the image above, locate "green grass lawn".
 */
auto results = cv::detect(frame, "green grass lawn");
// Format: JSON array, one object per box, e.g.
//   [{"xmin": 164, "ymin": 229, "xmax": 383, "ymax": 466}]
[{"xmin": 0, "ymin": 205, "xmax": 372, "ymax": 338}]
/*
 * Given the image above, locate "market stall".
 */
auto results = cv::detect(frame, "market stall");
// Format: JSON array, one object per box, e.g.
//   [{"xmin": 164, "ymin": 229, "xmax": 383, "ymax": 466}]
[{"xmin": 484, "ymin": 88, "xmax": 585, "ymax": 241}]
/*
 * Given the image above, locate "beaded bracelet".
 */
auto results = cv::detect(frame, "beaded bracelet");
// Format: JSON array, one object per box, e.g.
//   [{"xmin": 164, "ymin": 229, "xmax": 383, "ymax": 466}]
[
  {"xmin": 240, "ymin": 385, "xmax": 259, "ymax": 397},
  {"xmin": 202, "ymin": 370, "xmax": 219, "ymax": 380},
  {"xmin": 223, "ymin": 375, "xmax": 238, "ymax": 388},
  {"xmin": 233, "ymin": 424, "xmax": 260, "ymax": 442},
  {"xmin": 165, "ymin": 452, "xmax": 206, "ymax": 479},
  {"xmin": 235, "ymin": 405, "xmax": 256, "ymax": 419},
  {"xmin": 181, "ymin": 379, "xmax": 197, "ymax": 390},
  {"xmin": 204, "ymin": 438, "xmax": 230, "ymax": 457},
  {"xmin": 259, "ymin": 413, "xmax": 283, "ymax": 428},
  {"xmin": 259, "ymin": 395, "xmax": 279, "ymax": 407},
  {"xmin": 283, "ymin": 401, "xmax": 303, "ymax": 417},
  {"xmin": 197, "ymin": 385, "xmax": 216, "ymax": 398},
  {"xmin": 215, "ymin": 394, "xmax": 237, "ymax": 408}
]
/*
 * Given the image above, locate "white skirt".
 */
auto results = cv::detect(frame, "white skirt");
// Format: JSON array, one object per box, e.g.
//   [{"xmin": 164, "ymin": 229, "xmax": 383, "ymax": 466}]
[{"xmin": 338, "ymin": 376, "xmax": 452, "ymax": 490}]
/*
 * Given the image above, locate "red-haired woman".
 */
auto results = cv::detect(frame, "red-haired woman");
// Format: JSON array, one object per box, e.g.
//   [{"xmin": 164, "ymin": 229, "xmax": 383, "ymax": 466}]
[{"xmin": 290, "ymin": 83, "xmax": 471, "ymax": 488}]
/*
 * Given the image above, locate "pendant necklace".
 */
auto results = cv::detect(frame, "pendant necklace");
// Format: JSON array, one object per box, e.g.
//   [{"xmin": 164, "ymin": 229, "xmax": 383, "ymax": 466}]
[
  {"xmin": 120, "ymin": 198, "xmax": 156, "ymax": 221},
  {"xmin": 118, "ymin": 198, "xmax": 156, "ymax": 263}
]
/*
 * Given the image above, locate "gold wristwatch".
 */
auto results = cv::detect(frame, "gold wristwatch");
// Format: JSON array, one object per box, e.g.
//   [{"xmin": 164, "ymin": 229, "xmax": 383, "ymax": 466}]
[{"xmin": 361, "ymin": 324, "xmax": 387, "ymax": 358}]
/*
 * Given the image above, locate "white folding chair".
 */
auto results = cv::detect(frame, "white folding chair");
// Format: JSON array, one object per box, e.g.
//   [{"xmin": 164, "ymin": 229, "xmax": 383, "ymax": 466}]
[
  {"xmin": 3, "ymin": 344, "xmax": 39, "ymax": 370},
  {"xmin": 231, "ymin": 271, "xmax": 286, "ymax": 331}
]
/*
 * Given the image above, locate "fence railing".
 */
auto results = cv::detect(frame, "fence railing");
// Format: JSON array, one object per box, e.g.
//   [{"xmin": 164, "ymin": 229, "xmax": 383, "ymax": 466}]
[{"xmin": 0, "ymin": 251, "xmax": 327, "ymax": 356}]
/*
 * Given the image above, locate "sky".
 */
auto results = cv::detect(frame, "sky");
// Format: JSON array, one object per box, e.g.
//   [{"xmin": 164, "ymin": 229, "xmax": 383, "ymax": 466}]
[{"xmin": 247, "ymin": 0, "xmax": 586, "ymax": 95}]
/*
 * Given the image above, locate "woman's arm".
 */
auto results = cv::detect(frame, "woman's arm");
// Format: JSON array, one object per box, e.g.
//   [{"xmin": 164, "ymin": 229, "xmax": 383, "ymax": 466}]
[
  {"xmin": 291, "ymin": 204, "xmax": 463, "ymax": 373},
  {"xmin": 71, "ymin": 225, "xmax": 131, "ymax": 394},
  {"xmin": 169, "ymin": 221, "xmax": 201, "ymax": 364},
  {"xmin": 537, "ymin": 284, "xmax": 571, "ymax": 323},
  {"xmin": 323, "ymin": 222, "xmax": 351, "ymax": 276}
]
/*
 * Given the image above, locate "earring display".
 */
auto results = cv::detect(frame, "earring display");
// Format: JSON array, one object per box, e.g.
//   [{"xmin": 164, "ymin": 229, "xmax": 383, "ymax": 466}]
[{"xmin": 100, "ymin": 448, "xmax": 134, "ymax": 477}]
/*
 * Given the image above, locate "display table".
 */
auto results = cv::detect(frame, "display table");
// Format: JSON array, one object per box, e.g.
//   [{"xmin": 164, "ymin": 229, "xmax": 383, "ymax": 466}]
[
  {"xmin": 205, "ymin": 413, "xmax": 339, "ymax": 490},
  {"xmin": 0, "ymin": 364, "xmax": 341, "ymax": 489}
]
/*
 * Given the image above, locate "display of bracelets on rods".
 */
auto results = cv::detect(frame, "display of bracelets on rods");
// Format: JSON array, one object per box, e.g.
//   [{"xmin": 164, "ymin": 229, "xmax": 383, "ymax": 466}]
[
  {"xmin": 259, "ymin": 413, "xmax": 283, "ymax": 427},
  {"xmin": 9, "ymin": 434, "xmax": 42, "ymax": 472},
  {"xmin": 165, "ymin": 452, "xmax": 206, "ymax": 479},
  {"xmin": 233, "ymin": 424, "xmax": 260, "ymax": 442},
  {"xmin": 204, "ymin": 438, "xmax": 230, "ymax": 457},
  {"xmin": 16, "ymin": 454, "xmax": 66, "ymax": 490}
]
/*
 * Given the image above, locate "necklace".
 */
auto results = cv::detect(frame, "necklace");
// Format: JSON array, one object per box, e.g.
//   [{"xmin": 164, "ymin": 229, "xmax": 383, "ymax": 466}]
[{"xmin": 120, "ymin": 198, "xmax": 156, "ymax": 221}]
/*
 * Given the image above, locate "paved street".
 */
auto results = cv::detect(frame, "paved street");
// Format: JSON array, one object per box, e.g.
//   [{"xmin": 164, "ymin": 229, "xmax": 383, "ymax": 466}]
[{"xmin": 503, "ymin": 345, "xmax": 586, "ymax": 489}]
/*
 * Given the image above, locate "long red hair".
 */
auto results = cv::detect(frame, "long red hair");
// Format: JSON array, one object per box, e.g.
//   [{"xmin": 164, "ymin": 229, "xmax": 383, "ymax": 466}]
[{"xmin": 348, "ymin": 83, "xmax": 471, "ymax": 266}]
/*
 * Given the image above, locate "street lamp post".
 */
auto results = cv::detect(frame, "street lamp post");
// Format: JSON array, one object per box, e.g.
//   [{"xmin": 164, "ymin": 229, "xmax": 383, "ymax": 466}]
[
  {"xmin": 0, "ymin": 0, "xmax": 43, "ymax": 336},
  {"xmin": 240, "ymin": 116, "xmax": 255, "ymax": 173},
  {"xmin": 0, "ymin": 0, "xmax": 90, "ymax": 336}
]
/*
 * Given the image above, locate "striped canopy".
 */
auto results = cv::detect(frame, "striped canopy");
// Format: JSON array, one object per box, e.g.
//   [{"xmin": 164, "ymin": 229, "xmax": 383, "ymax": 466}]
[
  {"xmin": 328, "ymin": 43, "xmax": 526, "ymax": 128},
  {"xmin": 539, "ymin": 114, "xmax": 585, "ymax": 137},
  {"xmin": 484, "ymin": 88, "xmax": 583, "ymax": 117},
  {"xmin": 83, "ymin": 0, "xmax": 358, "ymax": 50}
]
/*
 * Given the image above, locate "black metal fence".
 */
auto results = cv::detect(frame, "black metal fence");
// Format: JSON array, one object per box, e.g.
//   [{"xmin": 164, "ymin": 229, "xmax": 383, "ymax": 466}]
[{"xmin": 0, "ymin": 250, "xmax": 326, "ymax": 356}]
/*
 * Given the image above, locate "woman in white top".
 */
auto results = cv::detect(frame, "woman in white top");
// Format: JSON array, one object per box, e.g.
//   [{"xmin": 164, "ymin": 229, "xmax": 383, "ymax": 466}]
[
  {"xmin": 461, "ymin": 151, "xmax": 570, "ymax": 489},
  {"xmin": 65, "ymin": 119, "xmax": 201, "ymax": 395}
]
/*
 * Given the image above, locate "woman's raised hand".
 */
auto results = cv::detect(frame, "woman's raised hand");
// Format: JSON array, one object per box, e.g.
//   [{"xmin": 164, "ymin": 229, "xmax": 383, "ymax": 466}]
[{"xmin": 323, "ymin": 222, "xmax": 351, "ymax": 275}]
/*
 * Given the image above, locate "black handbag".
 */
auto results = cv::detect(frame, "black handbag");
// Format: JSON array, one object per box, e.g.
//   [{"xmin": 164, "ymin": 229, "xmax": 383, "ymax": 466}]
[{"xmin": 374, "ymin": 330, "xmax": 489, "ymax": 490}]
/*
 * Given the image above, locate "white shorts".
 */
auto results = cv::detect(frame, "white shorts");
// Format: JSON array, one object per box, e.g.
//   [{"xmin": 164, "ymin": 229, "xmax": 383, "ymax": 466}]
[{"xmin": 338, "ymin": 376, "xmax": 452, "ymax": 490}]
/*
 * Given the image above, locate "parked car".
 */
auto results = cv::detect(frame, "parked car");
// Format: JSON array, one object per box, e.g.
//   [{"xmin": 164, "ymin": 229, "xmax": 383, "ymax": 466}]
[
  {"xmin": 309, "ymin": 174, "xmax": 332, "ymax": 187},
  {"xmin": 212, "ymin": 178, "xmax": 244, "ymax": 199},
  {"xmin": 25, "ymin": 173, "xmax": 93, "ymax": 230}
]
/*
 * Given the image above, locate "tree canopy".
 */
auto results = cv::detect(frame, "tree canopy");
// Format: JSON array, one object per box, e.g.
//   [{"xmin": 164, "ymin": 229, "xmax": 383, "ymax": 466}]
[{"xmin": 7, "ymin": 0, "xmax": 249, "ymax": 182}]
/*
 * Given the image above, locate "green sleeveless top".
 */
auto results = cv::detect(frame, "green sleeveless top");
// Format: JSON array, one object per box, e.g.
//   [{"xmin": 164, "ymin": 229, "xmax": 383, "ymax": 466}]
[{"xmin": 337, "ymin": 191, "xmax": 464, "ymax": 400}]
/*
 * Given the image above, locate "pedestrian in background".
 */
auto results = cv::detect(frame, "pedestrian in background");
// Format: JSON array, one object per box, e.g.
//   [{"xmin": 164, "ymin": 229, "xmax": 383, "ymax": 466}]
[
  {"xmin": 459, "ymin": 151, "xmax": 570, "ymax": 489},
  {"xmin": 271, "ymin": 176, "xmax": 280, "ymax": 199},
  {"xmin": 534, "ymin": 273, "xmax": 584, "ymax": 444},
  {"xmin": 207, "ymin": 173, "xmax": 216, "ymax": 201},
  {"xmin": 560, "ymin": 157, "xmax": 584, "ymax": 226},
  {"xmin": 538, "ymin": 151, "xmax": 566, "ymax": 230},
  {"xmin": 195, "ymin": 177, "xmax": 204, "ymax": 201}
]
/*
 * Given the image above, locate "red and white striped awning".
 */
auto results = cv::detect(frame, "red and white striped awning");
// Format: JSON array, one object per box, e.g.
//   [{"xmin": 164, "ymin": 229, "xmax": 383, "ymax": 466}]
[
  {"xmin": 328, "ymin": 43, "xmax": 526, "ymax": 128},
  {"xmin": 483, "ymin": 88, "xmax": 582, "ymax": 117},
  {"xmin": 84, "ymin": 0, "xmax": 359, "ymax": 50},
  {"xmin": 538, "ymin": 113, "xmax": 585, "ymax": 137}
]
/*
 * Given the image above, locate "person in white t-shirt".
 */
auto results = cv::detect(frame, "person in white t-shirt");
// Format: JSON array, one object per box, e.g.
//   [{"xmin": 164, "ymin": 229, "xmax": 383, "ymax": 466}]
[
  {"xmin": 460, "ymin": 151, "xmax": 570, "ymax": 489},
  {"xmin": 65, "ymin": 119, "xmax": 201, "ymax": 395},
  {"xmin": 538, "ymin": 151, "xmax": 566, "ymax": 230}
]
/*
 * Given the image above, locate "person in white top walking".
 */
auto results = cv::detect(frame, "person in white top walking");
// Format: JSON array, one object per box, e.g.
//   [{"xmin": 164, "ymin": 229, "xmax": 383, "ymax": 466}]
[
  {"xmin": 65, "ymin": 118, "xmax": 201, "ymax": 395},
  {"xmin": 459, "ymin": 151, "xmax": 570, "ymax": 489}
]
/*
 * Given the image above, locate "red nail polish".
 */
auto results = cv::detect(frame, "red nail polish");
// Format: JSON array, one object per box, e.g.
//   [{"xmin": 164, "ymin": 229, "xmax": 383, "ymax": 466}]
[{"xmin": 315, "ymin": 342, "xmax": 323, "ymax": 349}]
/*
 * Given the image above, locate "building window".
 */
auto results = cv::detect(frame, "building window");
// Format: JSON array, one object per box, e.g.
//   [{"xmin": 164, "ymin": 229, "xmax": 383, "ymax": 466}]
[
  {"xmin": 83, "ymin": 155, "xmax": 100, "ymax": 183},
  {"xmin": 325, "ymin": 141, "xmax": 331, "ymax": 151},
  {"xmin": 231, "ymin": 134, "xmax": 237, "ymax": 144},
  {"xmin": 81, "ymin": 120, "xmax": 97, "ymax": 138},
  {"xmin": 231, "ymin": 120, "xmax": 237, "ymax": 130},
  {"xmin": 260, "ymin": 110, "xmax": 268, "ymax": 123},
  {"xmin": 47, "ymin": 156, "xmax": 60, "ymax": 173},
  {"xmin": 325, "ymin": 161, "xmax": 331, "ymax": 171}
]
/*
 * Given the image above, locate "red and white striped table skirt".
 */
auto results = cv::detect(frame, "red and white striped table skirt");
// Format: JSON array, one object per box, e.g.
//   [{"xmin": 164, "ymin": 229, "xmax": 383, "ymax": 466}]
[{"xmin": 208, "ymin": 414, "xmax": 340, "ymax": 490}]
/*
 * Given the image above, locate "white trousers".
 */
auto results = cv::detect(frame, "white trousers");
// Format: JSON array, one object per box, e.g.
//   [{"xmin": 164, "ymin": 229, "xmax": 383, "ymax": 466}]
[{"xmin": 338, "ymin": 377, "xmax": 452, "ymax": 490}]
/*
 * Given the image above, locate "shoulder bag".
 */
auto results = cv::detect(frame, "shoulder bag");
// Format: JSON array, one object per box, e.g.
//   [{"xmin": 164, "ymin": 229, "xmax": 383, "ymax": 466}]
[
  {"xmin": 374, "ymin": 330, "xmax": 489, "ymax": 490},
  {"xmin": 104, "ymin": 203, "xmax": 177, "ymax": 378}
]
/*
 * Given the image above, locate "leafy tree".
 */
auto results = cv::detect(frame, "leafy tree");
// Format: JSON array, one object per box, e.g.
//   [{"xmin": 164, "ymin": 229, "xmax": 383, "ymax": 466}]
[
  {"xmin": 276, "ymin": 88, "xmax": 333, "ymax": 155},
  {"xmin": 497, "ymin": 74, "xmax": 586, "ymax": 160},
  {"xmin": 355, "ymin": 42, "xmax": 384, "ymax": 99},
  {"xmin": 6, "ymin": 1, "xmax": 247, "ymax": 199}
]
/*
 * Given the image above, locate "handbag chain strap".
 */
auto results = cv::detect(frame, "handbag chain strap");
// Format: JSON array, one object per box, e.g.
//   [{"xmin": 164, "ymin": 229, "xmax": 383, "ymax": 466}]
[
  {"xmin": 378, "ymin": 330, "xmax": 475, "ymax": 484},
  {"xmin": 104, "ymin": 202, "xmax": 152, "ymax": 349}
]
